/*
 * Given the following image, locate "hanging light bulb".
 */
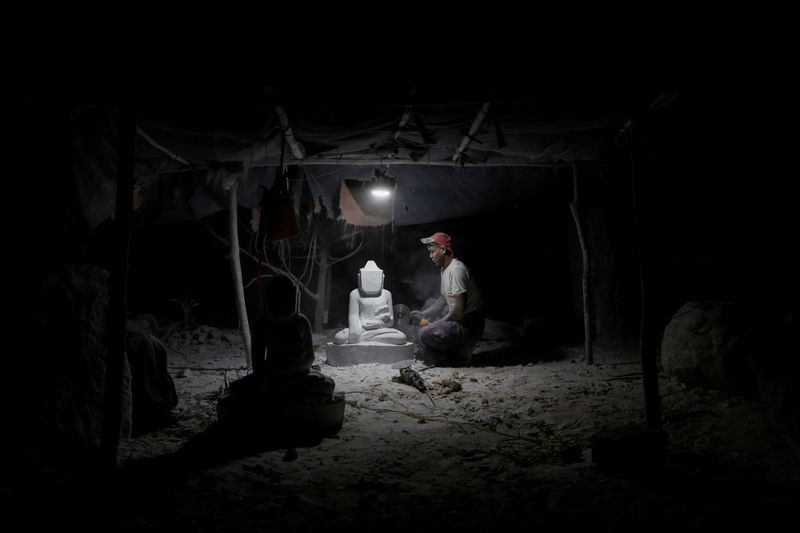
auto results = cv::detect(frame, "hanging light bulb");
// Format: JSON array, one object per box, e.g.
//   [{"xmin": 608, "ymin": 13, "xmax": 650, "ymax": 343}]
[
  {"xmin": 371, "ymin": 186, "xmax": 392, "ymax": 198},
  {"xmin": 370, "ymin": 168, "xmax": 395, "ymax": 198}
]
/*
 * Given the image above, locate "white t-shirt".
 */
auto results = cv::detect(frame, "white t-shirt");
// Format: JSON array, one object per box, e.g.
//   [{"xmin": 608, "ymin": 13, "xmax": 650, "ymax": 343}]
[{"xmin": 441, "ymin": 258, "xmax": 482, "ymax": 315}]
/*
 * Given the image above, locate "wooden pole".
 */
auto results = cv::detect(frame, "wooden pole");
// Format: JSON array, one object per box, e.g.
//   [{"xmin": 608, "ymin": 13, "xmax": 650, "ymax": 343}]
[
  {"xmin": 630, "ymin": 100, "xmax": 662, "ymax": 430},
  {"xmin": 101, "ymin": 103, "xmax": 134, "ymax": 469},
  {"xmin": 314, "ymin": 245, "xmax": 329, "ymax": 332},
  {"xmin": 227, "ymin": 179, "xmax": 252, "ymax": 367},
  {"xmin": 569, "ymin": 164, "xmax": 593, "ymax": 365},
  {"xmin": 274, "ymin": 106, "xmax": 305, "ymax": 160},
  {"xmin": 453, "ymin": 102, "xmax": 491, "ymax": 163}
]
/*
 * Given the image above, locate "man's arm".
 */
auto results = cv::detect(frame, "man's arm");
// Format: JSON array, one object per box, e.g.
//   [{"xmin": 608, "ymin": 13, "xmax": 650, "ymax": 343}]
[
  {"xmin": 441, "ymin": 293, "xmax": 465, "ymax": 322},
  {"xmin": 413, "ymin": 295, "xmax": 446, "ymax": 321}
]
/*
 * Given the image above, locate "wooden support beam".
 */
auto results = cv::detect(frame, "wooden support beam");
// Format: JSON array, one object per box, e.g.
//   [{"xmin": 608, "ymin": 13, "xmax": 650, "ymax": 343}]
[
  {"xmin": 630, "ymin": 99, "xmax": 662, "ymax": 430},
  {"xmin": 249, "ymin": 158, "xmax": 575, "ymax": 168},
  {"xmin": 274, "ymin": 106, "xmax": 306, "ymax": 160},
  {"xmin": 227, "ymin": 178, "xmax": 252, "ymax": 368},
  {"xmin": 101, "ymin": 103, "xmax": 135, "ymax": 469},
  {"xmin": 453, "ymin": 102, "xmax": 490, "ymax": 163},
  {"xmin": 569, "ymin": 163, "xmax": 593, "ymax": 365},
  {"xmin": 136, "ymin": 127, "xmax": 190, "ymax": 165},
  {"xmin": 393, "ymin": 105, "xmax": 413, "ymax": 141}
]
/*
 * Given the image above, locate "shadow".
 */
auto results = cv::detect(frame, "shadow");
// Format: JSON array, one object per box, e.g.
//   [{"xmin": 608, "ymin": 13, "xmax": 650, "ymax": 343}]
[
  {"xmin": 125, "ymin": 419, "xmax": 329, "ymax": 476},
  {"xmin": 102, "ymin": 421, "xmax": 337, "ymax": 530},
  {"xmin": 113, "ymin": 420, "xmax": 335, "ymax": 505},
  {"xmin": 463, "ymin": 344, "xmax": 574, "ymax": 367},
  {"xmin": 176, "ymin": 420, "xmax": 327, "ymax": 468}
]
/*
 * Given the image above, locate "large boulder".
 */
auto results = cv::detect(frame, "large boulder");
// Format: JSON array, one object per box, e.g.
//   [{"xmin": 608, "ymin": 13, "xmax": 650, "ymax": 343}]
[
  {"xmin": 748, "ymin": 305, "xmax": 799, "ymax": 438},
  {"xmin": 661, "ymin": 301, "xmax": 757, "ymax": 396},
  {"xmin": 25, "ymin": 265, "xmax": 133, "ymax": 467}
]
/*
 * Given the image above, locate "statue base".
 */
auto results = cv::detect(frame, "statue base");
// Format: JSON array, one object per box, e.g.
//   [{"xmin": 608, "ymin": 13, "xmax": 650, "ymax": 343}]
[{"xmin": 325, "ymin": 342, "xmax": 415, "ymax": 366}]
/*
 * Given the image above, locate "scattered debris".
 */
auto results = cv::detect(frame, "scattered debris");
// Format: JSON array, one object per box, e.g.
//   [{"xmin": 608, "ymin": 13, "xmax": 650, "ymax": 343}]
[
  {"xmin": 392, "ymin": 367, "xmax": 435, "ymax": 405},
  {"xmin": 436, "ymin": 379, "xmax": 463, "ymax": 394},
  {"xmin": 283, "ymin": 447, "xmax": 298, "ymax": 462}
]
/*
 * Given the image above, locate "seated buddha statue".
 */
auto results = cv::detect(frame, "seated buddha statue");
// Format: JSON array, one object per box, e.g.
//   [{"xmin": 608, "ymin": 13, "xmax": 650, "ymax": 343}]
[
  {"xmin": 249, "ymin": 275, "xmax": 315, "ymax": 379},
  {"xmin": 333, "ymin": 260, "xmax": 407, "ymax": 345}
]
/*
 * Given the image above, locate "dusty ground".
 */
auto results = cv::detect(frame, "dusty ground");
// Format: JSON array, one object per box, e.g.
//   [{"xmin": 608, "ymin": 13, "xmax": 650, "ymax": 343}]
[{"xmin": 113, "ymin": 325, "xmax": 799, "ymax": 532}]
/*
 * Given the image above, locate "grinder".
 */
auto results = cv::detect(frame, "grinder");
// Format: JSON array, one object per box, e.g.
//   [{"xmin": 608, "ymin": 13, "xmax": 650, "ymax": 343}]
[{"xmin": 393, "ymin": 304, "xmax": 428, "ymax": 327}]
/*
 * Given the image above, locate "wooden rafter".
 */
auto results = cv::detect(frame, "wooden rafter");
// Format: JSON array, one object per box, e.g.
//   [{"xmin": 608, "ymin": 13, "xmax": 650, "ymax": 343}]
[
  {"xmin": 274, "ymin": 106, "xmax": 305, "ymax": 160},
  {"xmin": 453, "ymin": 102, "xmax": 490, "ymax": 164}
]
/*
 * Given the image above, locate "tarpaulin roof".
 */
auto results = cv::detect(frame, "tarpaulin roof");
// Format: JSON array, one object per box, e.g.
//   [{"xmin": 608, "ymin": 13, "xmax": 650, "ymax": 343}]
[{"xmin": 69, "ymin": 78, "xmax": 671, "ymax": 228}]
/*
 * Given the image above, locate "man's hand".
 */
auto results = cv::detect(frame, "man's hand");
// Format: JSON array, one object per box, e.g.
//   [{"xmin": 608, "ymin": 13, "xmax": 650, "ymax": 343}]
[{"xmin": 411, "ymin": 310, "xmax": 430, "ymax": 326}]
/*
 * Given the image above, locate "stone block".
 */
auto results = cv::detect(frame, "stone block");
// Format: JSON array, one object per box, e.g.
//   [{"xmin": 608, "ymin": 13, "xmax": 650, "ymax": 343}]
[{"xmin": 326, "ymin": 342, "xmax": 415, "ymax": 366}]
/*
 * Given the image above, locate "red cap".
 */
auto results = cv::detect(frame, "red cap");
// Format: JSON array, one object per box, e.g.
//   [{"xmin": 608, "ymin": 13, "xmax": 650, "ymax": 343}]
[{"xmin": 420, "ymin": 232, "xmax": 454, "ymax": 254}]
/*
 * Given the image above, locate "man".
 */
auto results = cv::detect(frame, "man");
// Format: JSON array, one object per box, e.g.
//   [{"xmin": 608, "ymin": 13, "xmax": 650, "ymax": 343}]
[{"xmin": 412, "ymin": 232, "xmax": 484, "ymax": 365}]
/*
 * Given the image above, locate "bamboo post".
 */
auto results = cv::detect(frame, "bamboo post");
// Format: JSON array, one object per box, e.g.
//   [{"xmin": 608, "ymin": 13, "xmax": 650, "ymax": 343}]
[
  {"xmin": 227, "ymin": 178, "xmax": 252, "ymax": 367},
  {"xmin": 630, "ymin": 101, "xmax": 662, "ymax": 430},
  {"xmin": 314, "ymin": 245, "xmax": 329, "ymax": 332},
  {"xmin": 101, "ymin": 103, "xmax": 134, "ymax": 469},
  {"xmin": 569, "ymin": 164, "xmax": 593, "ymax": 365}
]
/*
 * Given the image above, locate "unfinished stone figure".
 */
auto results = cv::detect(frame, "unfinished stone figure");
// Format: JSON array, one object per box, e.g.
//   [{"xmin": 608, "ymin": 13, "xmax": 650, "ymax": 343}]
[{"xmin": 333, "ymin": 260, "xmax": 407, "ymax": 345}]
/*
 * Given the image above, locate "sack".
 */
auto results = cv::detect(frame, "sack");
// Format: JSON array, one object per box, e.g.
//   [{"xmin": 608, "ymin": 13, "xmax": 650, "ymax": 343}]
[
  {"xmin": 126, "ymin": 331, "xmax": 179, "ymax": 434},
  {"xmin": 260, "ymin": 178, "xmax": 298, "ymax": 241}
]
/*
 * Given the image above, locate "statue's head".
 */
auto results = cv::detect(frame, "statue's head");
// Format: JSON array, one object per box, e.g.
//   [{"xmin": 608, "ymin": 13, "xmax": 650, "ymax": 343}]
[
  {"xmin": 358, "ymin": 260, "xmax": 384, "ymax": 296},
  {"xmin": 265, "ymin": 275, "xmax": 299, "ymax": 321}
]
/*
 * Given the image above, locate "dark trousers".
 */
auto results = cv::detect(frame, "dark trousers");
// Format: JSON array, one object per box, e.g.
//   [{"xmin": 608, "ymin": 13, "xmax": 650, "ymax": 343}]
[{"xmin": 417, "ymin": 309, "xmax": 484, "ymax": 364}]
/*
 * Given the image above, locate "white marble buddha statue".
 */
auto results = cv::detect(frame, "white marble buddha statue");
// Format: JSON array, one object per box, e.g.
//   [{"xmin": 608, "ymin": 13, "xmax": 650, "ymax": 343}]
[{"xmin": 333, "ymin": 260, "xmax": 407, "ymax": 345}]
